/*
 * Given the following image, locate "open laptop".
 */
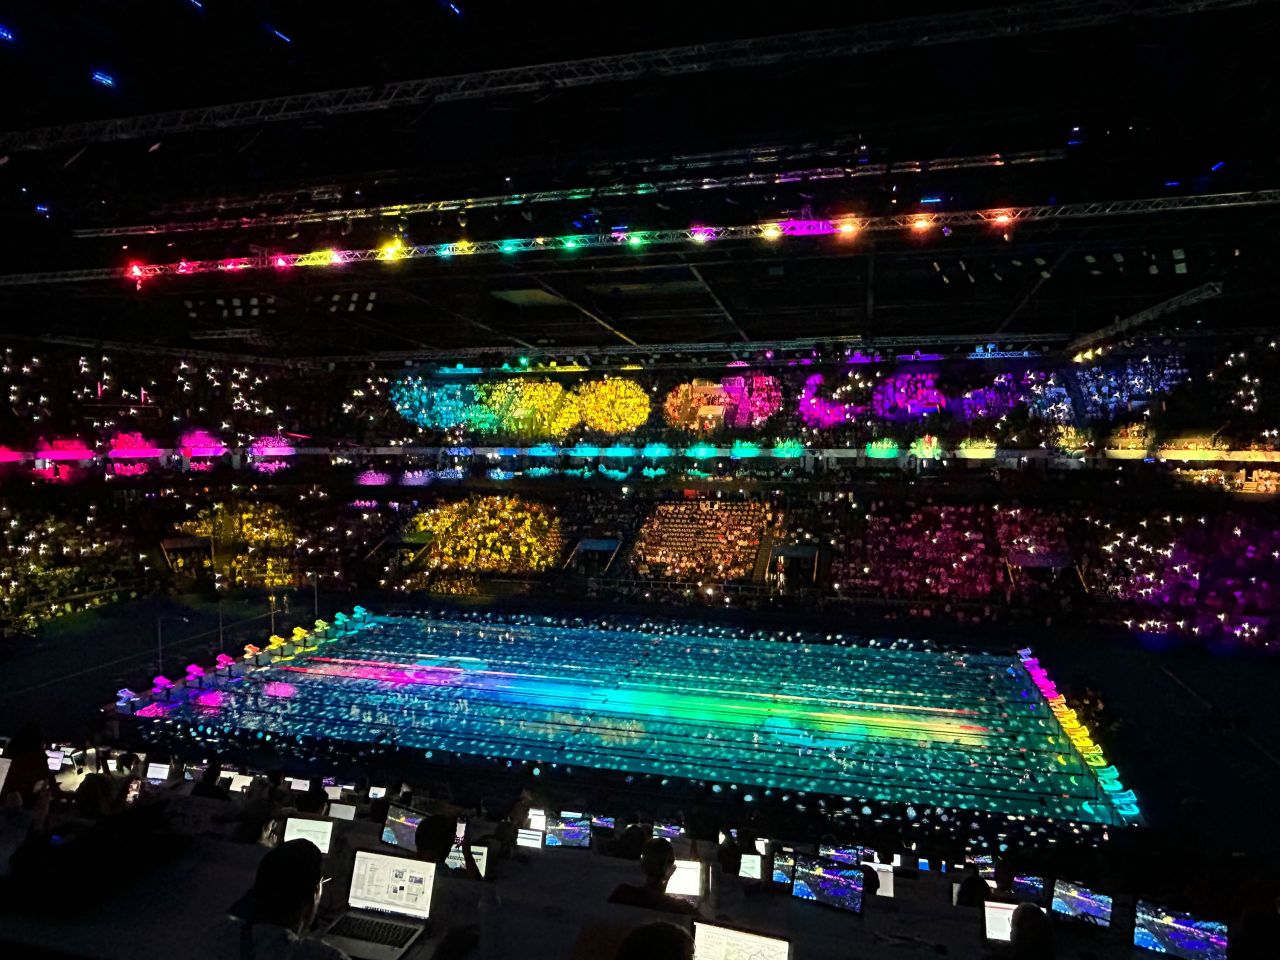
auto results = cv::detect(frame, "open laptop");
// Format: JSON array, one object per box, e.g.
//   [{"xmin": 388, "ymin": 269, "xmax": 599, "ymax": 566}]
[
  {"xmin": 144, "ymin": 761, "xmax": 171, "ymax": 784},
  {"xmin": 693, "ymin": 920, "xmax": 790, "ymax": 960},
  {"xmin": 324, "ymin": 849, "xmax": 432, "ymax": 960},
  {"xmin": 666, "ymin": 859, "xmax": 704, "ymax": 905}
]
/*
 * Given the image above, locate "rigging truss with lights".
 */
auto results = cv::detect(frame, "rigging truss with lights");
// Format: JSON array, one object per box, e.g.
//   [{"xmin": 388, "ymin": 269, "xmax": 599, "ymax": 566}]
[
  {"xmin": 0, "ymin": 189, "xmax": 1273, "ymax": 288},
  {"xmin": 0, "ymin": 0, "xmax": 1264, "ymax": 152}
]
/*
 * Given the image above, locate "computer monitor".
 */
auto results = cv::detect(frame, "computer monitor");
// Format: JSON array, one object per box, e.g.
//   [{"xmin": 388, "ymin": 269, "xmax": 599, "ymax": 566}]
[
  {"xmin": 1133, "ymin": 900, "xmax": 1229, "ymax": 960},
  {"xmin": 1051, "ymin": 879, "xmax": 1112, "ymax": 927},
  {"xmin": 546, "ymin": 815, "xmax": 591, "ymax": 848},
  {"xmin": 381, "ymin": 803, "xmax": 424, "ymax": 851},
  {"xmin": 324, "ymin": 785, "xmax": 343, "ymax": 801},
  {"xmin": 984, "ymin": 901, "xmax": 1020, "ymax": 941},
  {"xmin": 368, "ymin": 786, "xmax": 386, "ymax": 799},
  {"xmin": 329, "ymin": 802, "xmax": 357, "ymax": 821},
  {"xmin": 445, "ymin": 844, "xmax": 489, "ymax": 878},
  {"xmin": 771, "ymin": 848, "xmax": 795, "ymax": 885},
  {"xmin": 45, "ymin": 750, "xmax": 64, "ymax": 772},
  {"xmin": 652, "ymin": 822, "xmax": 682, "ymax": 841},
  {"xmin": 666, "ymin": 860, "xmax": 703, "ymax": 900},
  {"xmin": 516, "ymin": 828, "xmax": 543, "ymax": 849},
  {"xmin": 348, "ymin": 850, "xmax": 434, "ymax": 921},
  {"xmin": 284, "ymin": 817, "xmax": 334, "ymax": 854},
  {"xmin": 1012, "ymin": 874, "xmax": 1047, "ymax": 903},
  {"xmin": 145, "ymin": 761, "xmax": 170, "ymax": 782},
  {"xmin": 818, "ymin": 844, "xmax": 861, "ymax": 865},
  {"xmin": 591, "ymin": 815, "xmax": 616, "ymax": 829},
  {"xmin": 739, "ymin": 853, "xmax": 762, "ymax": 880},
  {"xmin": 792, "ymin": 853, "xmax": 864, "ymax": 915},
  {"xmin": 693, "ymin": 921, "xmax": 790, "ymax": 960}
]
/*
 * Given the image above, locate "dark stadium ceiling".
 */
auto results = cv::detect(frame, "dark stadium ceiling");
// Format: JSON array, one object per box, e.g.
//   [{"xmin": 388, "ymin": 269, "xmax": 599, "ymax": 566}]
[{"xmin": 0, "ymin": 0, "xmax": 1277, "ymax": 361}]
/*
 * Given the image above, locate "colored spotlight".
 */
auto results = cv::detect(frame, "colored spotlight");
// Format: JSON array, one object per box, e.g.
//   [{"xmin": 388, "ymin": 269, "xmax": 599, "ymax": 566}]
[
  {"xmin": 0, "ymin": 26, "xmax": 15, "ymax": 41},
  {"xmin": 500, "ymin": 240, "xmax": 520, "ymax": 254},
  {"xmin": 562, "ymin": 237, "xmax": 580, "ymax": 250},
  {"xmin": 626, "ymin": 233, "xmax": 646, "ymax": 247},
  {"xmin": 274, "ymin": 256, "xmax": 289, "ymax": 268},
  {"xmin": 379, "ymin": 237, "xmax": 404, "ymax": 260},
  {"xmin": 837, "ymin": 221, "xmax": 859, "ymax": 237},
  {"xmin": 328, "ymin": 250, "xmax": 344, "ymax": 265},
  {"xmin": 91, "ymin": 71, "xmax": 115, "ymax": 88},
  {"xmin": 761, "ymin": 224, "xmax": 783, "ymax": 240},
  {"xmin": 911, "ymin": 217, "xmax": 933, "ymax": 232},
  {"xmin": 992, "ymin": 212, "xmax": 1012, "ymax": 225}
]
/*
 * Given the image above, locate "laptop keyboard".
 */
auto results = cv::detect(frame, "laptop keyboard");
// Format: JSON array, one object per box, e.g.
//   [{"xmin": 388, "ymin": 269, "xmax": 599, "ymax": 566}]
[{"xmin": 329, "ymin": 914, "xmax": 418, "ymax": 948}]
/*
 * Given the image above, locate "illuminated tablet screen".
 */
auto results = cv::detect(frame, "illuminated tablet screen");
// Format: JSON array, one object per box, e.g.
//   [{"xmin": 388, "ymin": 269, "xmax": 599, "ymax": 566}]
[
  {"xmin": 516, "ymin": 828, "xmax": 543, "ymax": 849},
  {"xmin": 1133, "ymin": 900, "xmax": 1228, "ymax": 960},
  {"xmin": 1051, "ymin": 879, "xmax": 1112, "ymax": 927},
  {"xmin": 739, "ymin": 853, "xmax": 762, "ymax": 880},
  {"xmin": 545, "ymin": 816, "xmax": 591, "ymax": 848},
  {"xmin": 771, "ymin": 848, "xmax": 795, "ymax": 884},
  {"xmin": 329, "ymin": 802, "xmax": 356, "ymax": 821}
]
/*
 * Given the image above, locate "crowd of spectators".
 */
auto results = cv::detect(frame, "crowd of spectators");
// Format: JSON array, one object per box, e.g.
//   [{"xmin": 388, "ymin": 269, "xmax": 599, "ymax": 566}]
[
  {"xmin": 629, "ymin": 500, "xmax": 769, "ymax": 582},
  {"xmin": 1074, "ymin": 354, "xmax": 1190, "ymax": 422}
]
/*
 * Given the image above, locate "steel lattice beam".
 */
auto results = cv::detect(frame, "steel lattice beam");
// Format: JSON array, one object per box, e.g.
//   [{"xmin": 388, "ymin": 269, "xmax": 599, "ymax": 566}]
[
  {"xmin": 73, "ymin": 149, "xmax": 1065, "ymax": 239},
  {"xmin": 1069, "ymin": 281, "xmax": 1224, "ymax": 351},
  {"xmin": 0, "ymin": 0, "xmax": 1266, "ymax": 153},
  {"xmin": 1, "ymin": 188, "xmax": 1273, "ymax": 289}
]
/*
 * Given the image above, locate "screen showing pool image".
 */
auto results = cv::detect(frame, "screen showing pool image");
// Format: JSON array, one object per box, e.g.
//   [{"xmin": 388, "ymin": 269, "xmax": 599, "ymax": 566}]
[
  {"xmin": 592, "ymin": 815, "xmax": 616, "ymax": 829},
  {"xmin": 381, "ymin": 803, "xmax": 424, "ymax": 851},
  {"xmin": 652, "ymin": 822, "xmax": 682, "ymax": 840},
  {"xmin": 1051, "ymin": 879, "xmax": 1112, "ymax": 927},
  {"xmin": 1133, "ymin": 900, "xmax": 1228, "ymax": 960},
  {"xmin": 791, "ymin": 853, "xmax": 864, "ymax": 915},
  {"xmin": 1012, "ymin": 874, "xmax": 1046, "ymax": 902},
  {"xmin": 546, "ymin": 815, "xmax": 591, "ymax": 848},
  {"xmin": 771, "ymin": 847, "xmax": 795, "ymax": 884},
  {"xmin": 818, "ymin": 844, "xmax": 861, "ymax": 865}
]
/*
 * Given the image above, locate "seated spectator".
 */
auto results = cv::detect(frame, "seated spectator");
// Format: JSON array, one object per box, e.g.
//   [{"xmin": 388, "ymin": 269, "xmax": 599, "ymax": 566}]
[
  {"xmin": 615, "ymin": 819, "xmax": 649, "ymax": 860},
  {"xmin": 715, "ymin": 834, "xmax": 742, "ymax": 878},
  {"xmin": 0, "ymin": 788, "xmax": 49, "ymax": 881},
  {"xmin": 192, "ymin": 762, "xmax": 231, "ymax": 802},
  {"xmin": 615, "ymin": 921, "xmax": 694, "ymax": 960},
  {"xmin": 0, "ymin": 722, "xmax": 55, "ymax": 805},
  {"xmin": 74, "ymin": 773, "xmax": 121, "ymax": 820},
  {"xmin": 201, "ymin": 838, "xmax": 348, "ymax": 959},
  {"xmin": 608, "ymin": 837, "xmax": 698, "ymax": 916},
  {"xmin": 955, "ymin": 863, "xmax": 989, "ymax": 907},
  {"xmin": 1010, "ymin": 902, "xmax": 1054, "ymax": 959}
]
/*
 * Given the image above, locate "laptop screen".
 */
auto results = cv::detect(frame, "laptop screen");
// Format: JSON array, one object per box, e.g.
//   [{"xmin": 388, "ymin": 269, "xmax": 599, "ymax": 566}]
[
  {"xmin": 1051, "ymin": 879, "xmax": 1112, "ymax": 927},
  {"xmin": 818, "ymin": 844, "xmax": 861, "ymax": 865},
  {"xmin": 1013, "ymin": 874, "xmax": 1046, "ymax": 902},
  {"xmin": 739, "ymin": 853, "xmax": 762, "ymax": 880},
  {"xmin": 45, "ymin": 750, "xmax": 64, "ymax": 772},
  {"xmin": 349, "ymin": 850, "xmax": 434, "ymax": 922},
  {"xmin": 329, "ymin": 803, "xmax": 357, "ymax": 821},
  {"xmin": 284, "ymin": 817, "xmax": 334, "ymax": 854},
  {"xmin": 145, "ymin": 761, "xmax": 170, "ymax": 782},
  {"xmin": 693, "ymin": 921, "xmax": 790, "ymax": 960},
  {"xmin": 666, "ymin": 860, "xmax": 702, "ymax": 898},
  {"xmin": 652, "ymin": 822, "xmax": 682, "ymax": 840},
  {"xmin": 228, "ymin": 773, "xmax": 254, "ymax": 793},
  {"xmin": 0, "ymin": 757, "xmax": 11, "ymax": 795},
  {"xmin": 516, "ymin": 828, "xmax": 543, "ymax": 849},
  {"xmin": 368, "ymin": 786, "xmax": 387, "ymax": 799},
  {"xmin": 984, "ymin": 901, "xmax": 1020, "ymax": 941},
  {"xmin": 381, "ymin": 804, "xmax": 424, "ymax": 851}
]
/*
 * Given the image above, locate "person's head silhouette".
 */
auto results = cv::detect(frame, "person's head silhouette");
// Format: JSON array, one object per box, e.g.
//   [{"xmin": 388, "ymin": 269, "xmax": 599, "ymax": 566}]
[
  {"xmin": 639, "ymin": 837, "xmax": 677, "ymax": 890},
  {"xmin": 615, "ymin": 921, "xmax": 693, "ymax": 960},
  {"xmin": 251, "ymin": 839, "xmax": 325, "ymax": 933}
]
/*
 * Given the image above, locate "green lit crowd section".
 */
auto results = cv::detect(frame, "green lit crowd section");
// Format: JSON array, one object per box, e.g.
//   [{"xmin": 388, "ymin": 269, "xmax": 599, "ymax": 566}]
[{"xmin": 157, "ymin": 614, "xmax": 1134, "ymax": 826}]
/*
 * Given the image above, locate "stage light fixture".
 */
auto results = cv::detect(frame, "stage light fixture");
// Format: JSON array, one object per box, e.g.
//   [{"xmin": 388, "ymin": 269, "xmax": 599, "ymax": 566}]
[
  {"xmin": 837, "ymin": 221, "xmax": 859, "ymax": 237},
  {"xmin": 911, "ymin": 217, "xmax": 933, "ymax": 232},
  {"xmin": 761, "ymin": 224, "xmax": 783, "ymax": 240},
  {"xmin": 379, "ymin": 237, "xmax": 405, "ymax": 260}
]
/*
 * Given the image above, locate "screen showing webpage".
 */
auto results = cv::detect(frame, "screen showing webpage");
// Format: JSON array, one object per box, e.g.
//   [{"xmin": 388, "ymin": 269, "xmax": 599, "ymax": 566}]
[
  {"xmin": 349, "ymin": 850, "xmax": 434, "ymax": 921},
  {"xmin": 283, "ymin": 817, "xmax": 333, "ymax": 854}
]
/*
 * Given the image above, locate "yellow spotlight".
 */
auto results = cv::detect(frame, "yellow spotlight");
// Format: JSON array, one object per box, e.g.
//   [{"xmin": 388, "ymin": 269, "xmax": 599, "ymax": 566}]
[{"xmin": 761, "ymin": 224, "xmax": 783, "ymax": 240}]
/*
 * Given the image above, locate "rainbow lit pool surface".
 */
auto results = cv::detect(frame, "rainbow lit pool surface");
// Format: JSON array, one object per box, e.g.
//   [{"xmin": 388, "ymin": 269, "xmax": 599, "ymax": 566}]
[{"xmin": 160, "ymin": 614, "xmax": 1132, "ymax": 825}]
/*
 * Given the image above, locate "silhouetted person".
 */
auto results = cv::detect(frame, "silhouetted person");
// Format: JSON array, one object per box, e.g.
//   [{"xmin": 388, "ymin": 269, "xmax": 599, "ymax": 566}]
[
  {"xmin": 1011, "ymin": 903, "xmax": 1054, "ymax": 959},
  {"xmin": 615, "ymin": 920, "xmax": 694, "ymax": 960},
  {"xmin": 193, "ymin": 763, "xmax": 231, "ymax": 801},
  {"xmin": 1, "ymin": 723, "xmax": 53, "ymax": 805},
  {"xmin": 955, "ymin": 863, "xmax": 990, "ymax": 907},
  {"xmin": 202, "ymin": 838, "xmax": 349, "ymax": 959},
  {"xmin": 608, "ymin": 837, "xmax": 698, "ymax": 916},
  {"xmin": 415, "ymin": 814, "xmax": 480, "ymax": 879}
]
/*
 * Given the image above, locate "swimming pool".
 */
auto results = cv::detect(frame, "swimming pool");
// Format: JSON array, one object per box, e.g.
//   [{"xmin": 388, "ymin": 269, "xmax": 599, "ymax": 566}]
[{"xmin": 147, "ymin": 611, "xmax": 1132, "ymax": 825}]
